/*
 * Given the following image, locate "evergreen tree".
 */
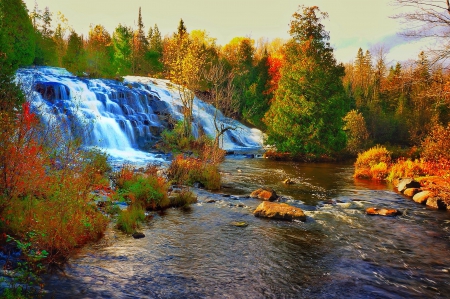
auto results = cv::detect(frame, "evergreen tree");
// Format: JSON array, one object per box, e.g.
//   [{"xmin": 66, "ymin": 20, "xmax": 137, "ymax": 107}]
[
  {"xmin": 112, "ymin": 24, "xmax": 133, "ymax": 75},
  {"xmin": 264, "ymin": 6, "xmax": 348, "ymax": 157},
  {"xmin": 0, "ymin": 0, "xmax": 35, "ymax": 71},
  {"xmin": 63, "ymin": 30, "xmax": 86, "ymax": 75}
]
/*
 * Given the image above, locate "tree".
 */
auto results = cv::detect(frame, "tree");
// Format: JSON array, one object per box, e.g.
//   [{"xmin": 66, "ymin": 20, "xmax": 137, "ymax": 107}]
[
  {"xmin": 0, "ymin": 0, "xmax": 35, "ymax": 71},
  {"xmin": 146, "ymin": 24, "xmax": 164, "ymax": 75},
  {"xmin": 112, "ymin": 24, "xmax": 133, "ymax": 75},
  {"xmin": 163, "ymin": 21, "xmax": 207, "ymax": 138},
  {"xmin": 63, "ymin": 30, "xmax": 86, "ymax": 75},
  {"xmin": 264, "ymin": 6, "xmax": 349, "ymax": 157},
  {"xmin": 392, "ymin": 0, "xmax": 450, "ymax": 63},
  {"xmin": 132, "ymin": 7, "xmax": 149, "ymax": 74},
  {"xmin": 86, "ymin": 24, "xmax": 114, "ymax": 77}
]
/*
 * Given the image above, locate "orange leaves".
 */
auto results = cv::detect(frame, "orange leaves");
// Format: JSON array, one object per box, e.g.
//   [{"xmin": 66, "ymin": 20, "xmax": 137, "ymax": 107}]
[{"xmin": 266, "ymin": 53, "xmax": 284, "ymax": 95}]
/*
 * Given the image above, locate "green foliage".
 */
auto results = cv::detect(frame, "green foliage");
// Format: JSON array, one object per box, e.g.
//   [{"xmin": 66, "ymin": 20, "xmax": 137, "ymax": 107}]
[
  {"xmin": 63, "ymin": 31, "xmax": 86, "ymax": 75},
  {"xmin": 0, "ymin": 0, "xmax": 36, "ymax": 70},
  {"xmin": 122, "ymin": 176, "xmax": 170, "ymax": 210},
  {"xmin": 116, "ymin": 204, "xmax": 146, "ymax": 234},
  {"xmin": 343, "ymin": 109, "xmax": 370, "ymax": 154},
  {"xmin": 264, "ymin": 6, "xmax": 348, "ymax": 157},
  {"xmin": 112, "ymin": 24, "xmax": 133, "ymax": 75}
]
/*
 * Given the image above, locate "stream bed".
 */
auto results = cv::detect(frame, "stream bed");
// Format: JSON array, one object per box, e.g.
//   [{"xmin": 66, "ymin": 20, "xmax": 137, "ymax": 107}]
[{"xmin": 43, "ymin": 156, "xmax": 450, "ymax": 298}]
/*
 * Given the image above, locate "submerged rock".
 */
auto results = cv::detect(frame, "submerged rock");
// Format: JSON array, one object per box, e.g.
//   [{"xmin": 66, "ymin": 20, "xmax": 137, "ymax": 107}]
[
  {"xmin": 250, "ymin": 188, "xmax": 279, "ymax": 201},
  {"xmin": 231, "ymin": 221, "xmax": 248, "ymax": 227},
  {"xmin": 366, "ymin": 207, "xmax": 401, "ymax": 216},
  {"xmin": 253, "ymin": 201, "xmax": 306, "ymax": 221},
  {"xmin": 283, "ymin": 178, "xmax": 295, "ymax": 185},
  {"xmin": 132, "ymin": 232, "xmax": 145, "ymax": 239}
]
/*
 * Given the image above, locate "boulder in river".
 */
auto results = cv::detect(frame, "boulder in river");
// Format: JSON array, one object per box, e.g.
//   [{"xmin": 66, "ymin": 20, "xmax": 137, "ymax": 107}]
[
  {"xmin": 253, "ymin": 201, "xmax": 306, "ymax": 221},
  {"xmin": 403, "ymin": 188, "xmax": 421, "ymax": 197},
  {"xmin": 366, "ymin": 207, "xmax": 401, "ymax": 216},
  {"xmin": 250, "ymin": 188, "xmax": 279, "ymax": 201},
  {"xmin": 397, "ymin": 178, "xmax": 421, "ymax": 193},
  {"xmin": 426, "ymin": 197, "xmax": 447, "ymax": 210},
  {"xmin": 412, "ymin": 190, "xmax": 434, "ymax": 204}
]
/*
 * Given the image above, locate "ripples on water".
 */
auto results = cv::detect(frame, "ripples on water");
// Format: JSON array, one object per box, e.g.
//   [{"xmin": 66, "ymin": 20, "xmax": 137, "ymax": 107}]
[{"xmin": 44, "ymin": 157, "xmax": 450, "ymax": 298}]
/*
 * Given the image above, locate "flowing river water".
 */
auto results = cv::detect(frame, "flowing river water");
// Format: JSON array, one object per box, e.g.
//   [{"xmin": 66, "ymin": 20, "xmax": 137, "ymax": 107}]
[{"xmin": 43, "ymin": 156, "xmax": 450, "ymax": 298}]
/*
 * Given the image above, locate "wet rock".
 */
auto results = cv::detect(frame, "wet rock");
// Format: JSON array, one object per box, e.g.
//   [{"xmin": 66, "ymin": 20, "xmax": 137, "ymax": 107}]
[
  {"xmin": 413, "ymin": 190, "xmax": 434, "ymax": 204},
  {"xmin": 283, "ymin": 178, "xmax": 295, "ymax": 185},
  {"xmin": 132, "ymin": 232, "xmax": 145, "ymax": 239},
  {"xmin": 250, "ymin": 188, "xmax": 279, "ymax": 201},
  {"xmin": 206, "ymin": 199, "xmax": 217, "ymax": 203},
  {"xmin": 366, "ymin": 207, "xmax": 401, "ymax": 216},
  {"xmin": 426, "ymin": 197, "xmax": 447, "ymax": 210},
  {"xmin": 397, "ymin": 178, "xmax": 421, "ymax": 193},
  {"xmin": 193, "ymin": 181, "xmax": 205, "ymax": 189},
  {"xmin": 231, "ymin": 221, "xmax": 248, "ymax": 227},
  {"xmin": 253, "ymin": 201, "xmax": 306, "ymax": 221},
  {"xmin": 403, "ymin": 188, "xmax": 421, "ymax": 197}
]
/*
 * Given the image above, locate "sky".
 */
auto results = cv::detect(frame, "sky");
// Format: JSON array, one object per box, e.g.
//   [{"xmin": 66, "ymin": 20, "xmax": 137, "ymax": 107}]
[{"xmin": 23, "ymin": 0, "xmax": 432, "ymax": 65}]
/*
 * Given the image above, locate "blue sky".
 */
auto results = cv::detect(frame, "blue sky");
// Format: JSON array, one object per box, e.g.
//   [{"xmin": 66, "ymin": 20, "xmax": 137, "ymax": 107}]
[{"xmin": 23, "ymin": 0, "xmax": 432, "ymax": 64}]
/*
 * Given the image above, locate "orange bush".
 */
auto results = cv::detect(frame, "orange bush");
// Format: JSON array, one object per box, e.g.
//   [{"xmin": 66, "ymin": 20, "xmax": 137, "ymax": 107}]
[{"xmin": 354, "ymin": 145, "xmax": 391, "ymax": 180}]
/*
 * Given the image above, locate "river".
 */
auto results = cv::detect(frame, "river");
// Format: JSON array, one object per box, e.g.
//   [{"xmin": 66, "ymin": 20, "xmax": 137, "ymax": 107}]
[{"xmin": 43, "ymin": 156, "xmax": 450, "ymax": 298}]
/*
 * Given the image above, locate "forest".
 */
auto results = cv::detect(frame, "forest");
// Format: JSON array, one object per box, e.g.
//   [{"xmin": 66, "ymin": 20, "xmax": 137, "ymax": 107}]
[
  {"xmin": 1, "ymin": 0, "xmax": 450, "ymax": 297},
  {"xmin": 1, "ymin": 1, "xmax": 449, "ymax": 157}
]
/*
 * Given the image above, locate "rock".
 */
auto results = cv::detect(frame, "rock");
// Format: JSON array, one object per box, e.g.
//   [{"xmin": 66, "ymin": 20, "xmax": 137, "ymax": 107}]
[
  {"xmin": 250, "ymin": 188, "xmax": 279, "ymax": 201},
  {"xmin": 413, "ymin": 190, "xmax": 434, "ymax": 204},
  {"xmin": 193, "ymin": 181, "xmax": 205, "ymax": 189},
  {"xmin": 231, "ymin": 221, "xmax": 248, "ymax": 227},
  {"xmin": 366, "ymin": 207, "xmax": 401, "ymax": 216},
  {"xmin": 403, "ymin": 188, "xmax": 421, "ymax": 197},
  {"xmin": 426, "ymin": 197, "xmax": 447, "ymax": 210},
  {"xmin": 206, "ymin": 199, "xmax": 216, "ymax": 203},
  {"xmin": 397, "ymin": 178, "xmax": 421, "ymax": 193},
  {"xmin": 283, "ymin": 178, "xmax": 295, "ymax": 185},
  {"xmin": 132, "ymin": 232, "xmax": 145, "ymax": 239},
  {"xmin": 253, "ymin": 201, "xmax": 306, "ymax": 221}
]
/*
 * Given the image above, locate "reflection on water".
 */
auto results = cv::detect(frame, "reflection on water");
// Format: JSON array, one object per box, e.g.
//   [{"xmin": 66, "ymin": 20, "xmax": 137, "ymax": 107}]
[{"xmin": 44, "ymin": 157, "xmax": 450, "ymax": 298}]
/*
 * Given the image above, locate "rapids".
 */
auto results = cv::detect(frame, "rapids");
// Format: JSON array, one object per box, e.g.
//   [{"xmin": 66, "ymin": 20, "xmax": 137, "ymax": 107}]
[{"xmin": 42, "ymin": 158, "xmax": 450, "ymax": 299}]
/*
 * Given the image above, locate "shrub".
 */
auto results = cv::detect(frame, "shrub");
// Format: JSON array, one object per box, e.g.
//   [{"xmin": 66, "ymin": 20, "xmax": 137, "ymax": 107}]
[
  {"xmin": 387, "ymin": 159, "xmax": 426, "ymax": 182},
  {"xmin": 354, "ymin": 145, "xmax": 391, "ymax": 180},
  {"xmin": 122, "ymin": 176, "xmax": 170, "ymax": 210},
  {"xmin": 116, "ymin": 205, "xmax": 146, "ymax": 234},
  {"xmin": 167, "ymin": 155, "xmax": 221, "ymax": 190},
  {"xmin": 169, "ymin": 189, "xmax": 198, "ymax": 208},
  {"xmin": 421, "ymin": 122, "xmax": 450, "ymax": 161}
]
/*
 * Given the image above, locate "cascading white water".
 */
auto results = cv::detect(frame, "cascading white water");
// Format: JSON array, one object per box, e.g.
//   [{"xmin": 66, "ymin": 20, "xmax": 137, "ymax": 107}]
[{"xmin": 15, "ymin": 67, "xmax": 263, "ymax": 163}]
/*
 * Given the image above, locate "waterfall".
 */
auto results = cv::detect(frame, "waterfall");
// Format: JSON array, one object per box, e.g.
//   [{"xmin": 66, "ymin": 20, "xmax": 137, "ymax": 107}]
[{"xmin": 15, "ymin": 67, "xmax": 263, "ymax": 162}]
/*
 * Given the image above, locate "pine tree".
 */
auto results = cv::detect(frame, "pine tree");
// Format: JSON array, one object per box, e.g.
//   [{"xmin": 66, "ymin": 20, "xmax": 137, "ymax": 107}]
[
  {"xmin": 264, "ymin": 6, "xmax": 348, "ymax": 157},
  {"xmin": 0, "ymin": 0, "xmax": 35, "ymax": 70},
  {"xmin": 112, "ymin": 24, "xmax": 133, "ymax": 75}
]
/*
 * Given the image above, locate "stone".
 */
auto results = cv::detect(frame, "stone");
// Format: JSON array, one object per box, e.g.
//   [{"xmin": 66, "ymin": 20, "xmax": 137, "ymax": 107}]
[
  {"xmin": 253, "ymin": 201, "xmax": 306, "ymax": 221},
  {"xmin": 283, "ymin": 178, "xmax": 295, "ymax": 185},
  {"xmin": 397, "ymin": 178, "xmax": 421, "ymax": 193},
  {"xmin": 403, "ymin": 188, "xmax": 421, "ymax": 197},
  {"xmin": 426, "ymin": 197, "xmax": 447, "ymax": 210},
  {"xmin": 366, "ymin": 207, "xmax": 401, "ymax": 216},
  {"xmin": 132, "ymin": 232, "xmax": 145, "ymax": 239},
  {"xmin": 412, "ymin": 190, "xmax": 434, "ymax": 204},
  {"xmin": 230, "ymin": 221, "xmax": 248, "ymax": 227},
  {"xmin": 250, "ymin": 188, "xmax": 279, "ymax": 201}
]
